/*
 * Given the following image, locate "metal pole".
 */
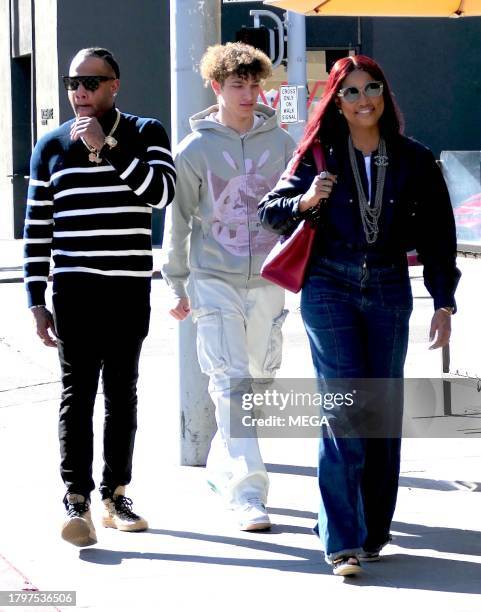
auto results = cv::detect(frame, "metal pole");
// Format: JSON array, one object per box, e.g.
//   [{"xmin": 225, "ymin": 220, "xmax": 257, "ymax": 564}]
[
  {"xmin": 30, "ymin": 0, "xmax": 37, "ymax": 146},
  {"xmin": 170, "ymin": 0, "xmax": 220, "ymax": 465},
  {"xmin": 286, "ymin": 11, "xmax": 307, "ymax": 143}
]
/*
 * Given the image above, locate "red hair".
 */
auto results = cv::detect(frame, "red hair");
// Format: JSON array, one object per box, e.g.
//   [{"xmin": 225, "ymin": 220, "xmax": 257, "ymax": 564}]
[{"xmin": 291, "ymin": 55, "xmax": 403, "ymax": 174}]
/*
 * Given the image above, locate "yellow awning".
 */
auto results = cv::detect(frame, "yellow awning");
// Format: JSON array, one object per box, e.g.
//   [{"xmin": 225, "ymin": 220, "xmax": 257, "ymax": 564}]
[{"xmin": 264, "ymin": 0, "xmax": 481, "ymax": 17}]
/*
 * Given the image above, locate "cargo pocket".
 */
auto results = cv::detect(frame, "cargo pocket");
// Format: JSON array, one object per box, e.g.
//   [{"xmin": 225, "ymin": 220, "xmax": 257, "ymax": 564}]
[
  {"xmin": 195, "ymin": 309, "xmax": 230, "ymax": 376},
  {"xmin": 262, "ymin": 308, "xmax": 289, "ymax": 376}
]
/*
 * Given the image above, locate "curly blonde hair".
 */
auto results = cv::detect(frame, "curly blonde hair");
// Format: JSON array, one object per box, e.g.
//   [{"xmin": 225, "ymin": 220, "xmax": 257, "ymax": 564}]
[{"xmin": 200, "ymin": 42, "xmax": 272, "ymax": 86}]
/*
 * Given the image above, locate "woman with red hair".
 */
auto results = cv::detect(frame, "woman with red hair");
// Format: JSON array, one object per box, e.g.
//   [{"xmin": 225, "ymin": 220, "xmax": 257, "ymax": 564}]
[{"xmin": 259, "ymin": 55, "xmax": 460, "ymax": 575}]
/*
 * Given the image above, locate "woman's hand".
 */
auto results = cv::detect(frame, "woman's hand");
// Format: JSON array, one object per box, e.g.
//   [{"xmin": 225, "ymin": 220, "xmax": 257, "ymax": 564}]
[
  {"xmin": 429, "ymin": 309, "xmax": 452, "ymax": 349},
  {"xmin": 299, "ymin": 171, "xmax": 337, "ymax": 213}
]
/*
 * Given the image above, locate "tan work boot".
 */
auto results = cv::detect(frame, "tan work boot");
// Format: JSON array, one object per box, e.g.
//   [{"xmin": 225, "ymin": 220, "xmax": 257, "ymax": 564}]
[
  {"xmin": 61, "ymin": 493, "xmax": 97, "ymax": 547},
  {"xmin": 102, "ymin": 486, "xmax": 148, "ymax": 532}
]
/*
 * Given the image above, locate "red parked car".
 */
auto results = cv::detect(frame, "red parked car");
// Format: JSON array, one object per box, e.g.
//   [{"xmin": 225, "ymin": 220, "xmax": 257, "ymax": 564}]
[{"xmin": 454, "ymin": 192, "xmax": 481, "ymax": 243}]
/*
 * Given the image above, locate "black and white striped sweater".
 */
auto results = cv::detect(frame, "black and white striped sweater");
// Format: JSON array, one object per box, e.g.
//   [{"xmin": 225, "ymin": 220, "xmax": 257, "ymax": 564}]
[{"xmin": 23, "ymin": 106, "xmax": 176, "ymax": 307}]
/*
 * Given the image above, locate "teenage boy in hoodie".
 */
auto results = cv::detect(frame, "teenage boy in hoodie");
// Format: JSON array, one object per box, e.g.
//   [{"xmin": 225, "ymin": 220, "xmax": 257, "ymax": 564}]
[{"xmin": 162, "ymin": 43, "xmax": 295, "ymax": 530}]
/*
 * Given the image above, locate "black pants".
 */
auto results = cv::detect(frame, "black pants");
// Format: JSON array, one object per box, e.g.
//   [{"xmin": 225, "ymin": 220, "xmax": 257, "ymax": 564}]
[{"xmin": 53, "ymin": 277, "xmax": 150, "ymax": 498}]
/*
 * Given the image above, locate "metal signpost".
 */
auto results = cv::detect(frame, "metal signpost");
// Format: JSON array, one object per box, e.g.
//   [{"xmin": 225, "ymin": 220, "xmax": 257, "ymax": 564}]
[{"xmin": 170, "ymin": 0, "xmax": 220, "ymax": 465}]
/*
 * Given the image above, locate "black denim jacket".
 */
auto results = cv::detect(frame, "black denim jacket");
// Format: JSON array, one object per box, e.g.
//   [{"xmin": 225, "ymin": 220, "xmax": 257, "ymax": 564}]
[{"xmin": 258, "ymin": 135, "xmax": 461, "ymax": 311}]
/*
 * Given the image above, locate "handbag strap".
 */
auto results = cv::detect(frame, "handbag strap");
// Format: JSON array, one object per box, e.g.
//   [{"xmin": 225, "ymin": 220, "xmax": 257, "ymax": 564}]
[
  {"xmin": 301, "ymin": 140, "xmax": 328, "ymax": 226},
  {"xmin": 311, "ymin": 140, "xmax": 326, "ymax": 174}
]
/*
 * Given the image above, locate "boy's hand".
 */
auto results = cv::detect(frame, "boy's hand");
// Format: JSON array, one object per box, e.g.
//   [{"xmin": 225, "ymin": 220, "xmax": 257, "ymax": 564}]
[{"xmin": 169, "ymin": 297, "xmax": 191, "ymax": 321}]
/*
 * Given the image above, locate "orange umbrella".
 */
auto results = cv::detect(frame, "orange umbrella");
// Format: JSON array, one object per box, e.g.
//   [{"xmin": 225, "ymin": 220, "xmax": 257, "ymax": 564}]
[{"xmin": 264, "ymin": 0, "xmax": 481, "ymax": 17}]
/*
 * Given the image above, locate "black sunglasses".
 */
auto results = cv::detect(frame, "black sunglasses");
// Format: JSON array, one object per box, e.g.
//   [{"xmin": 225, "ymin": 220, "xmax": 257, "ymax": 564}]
[
  {"xmin": 337, "ymin": 81, "xmax": 384, "ymax": 103},
  {"xmin": 62, "ymin": 75, "xmax": 115, "ymax": 92}
]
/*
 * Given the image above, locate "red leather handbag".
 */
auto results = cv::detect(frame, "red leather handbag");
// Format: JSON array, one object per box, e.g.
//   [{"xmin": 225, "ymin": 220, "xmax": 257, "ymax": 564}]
[
  {"xmin": 407, "ymin": 249, "xmax": 421, "ymax": 266},
  {"xmin": 260, "ymin": 141, "xmax": 326, "ymax": 293}
]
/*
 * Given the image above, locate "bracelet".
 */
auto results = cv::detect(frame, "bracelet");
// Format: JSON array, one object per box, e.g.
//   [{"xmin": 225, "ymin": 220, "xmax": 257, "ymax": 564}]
[{"xmin": 30, "ymin": 305, "xmax": 46, "ymax": 310}]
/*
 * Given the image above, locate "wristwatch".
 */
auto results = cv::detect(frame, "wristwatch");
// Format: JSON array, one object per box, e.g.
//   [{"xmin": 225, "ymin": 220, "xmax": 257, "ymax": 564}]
[{"xmin": 104, "ymin": 135, "xmax": 118, "ymax": 149}]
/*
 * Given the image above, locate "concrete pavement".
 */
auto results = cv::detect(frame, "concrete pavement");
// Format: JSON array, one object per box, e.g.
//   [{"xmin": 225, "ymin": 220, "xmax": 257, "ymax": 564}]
[{"xmin": 0, "ymin": 239, "xmax": 480, "ymax": 612}]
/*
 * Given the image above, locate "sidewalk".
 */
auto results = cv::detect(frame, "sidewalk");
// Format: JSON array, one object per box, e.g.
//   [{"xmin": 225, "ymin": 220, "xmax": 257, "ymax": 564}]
[
  {"xmin": 0, "ymin": 239, "xmax": 480, "ymax": 612},
  {"xmin": 0, "ymin": 239, "xmax": 23, "ymax": 282}
]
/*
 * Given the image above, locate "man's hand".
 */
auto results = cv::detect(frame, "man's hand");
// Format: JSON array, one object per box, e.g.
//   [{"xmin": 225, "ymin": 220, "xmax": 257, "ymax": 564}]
[
  {"xmin": 32, "ymin": 307, "xmax": 58, "ymax": 347},
  {"xmin": 70, "ymin": 116, "xmax": 105, "ymax": 151},
  {"xmin": 169, "ymin": 297, "xmax": 191, "ymax": 321},
  {"xmin": 429, "ymin": 309, "xmax": 452, "ymax": 350}
]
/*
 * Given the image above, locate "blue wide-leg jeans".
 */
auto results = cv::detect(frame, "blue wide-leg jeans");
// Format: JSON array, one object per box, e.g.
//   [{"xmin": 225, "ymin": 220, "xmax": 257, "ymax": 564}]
[{"xmin": 300, "ymin": 254, "xmax": 413, "ymax": 562}]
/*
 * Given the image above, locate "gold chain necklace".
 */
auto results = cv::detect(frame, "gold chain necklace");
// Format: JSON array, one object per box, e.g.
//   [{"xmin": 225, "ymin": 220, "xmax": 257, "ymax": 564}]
[{"xmin": 81, "ymin": 108, "xmax": 121, "ymax": 164}]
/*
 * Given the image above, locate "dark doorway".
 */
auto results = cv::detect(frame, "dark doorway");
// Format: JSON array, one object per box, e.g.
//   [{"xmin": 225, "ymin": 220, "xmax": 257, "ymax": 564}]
[{"xmin": 11, "ymin": 54, "xmax": 32, "ymax": 238}]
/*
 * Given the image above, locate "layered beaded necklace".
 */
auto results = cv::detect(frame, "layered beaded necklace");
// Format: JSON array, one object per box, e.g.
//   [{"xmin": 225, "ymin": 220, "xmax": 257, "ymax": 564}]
[
  {"xmin": 348, "ymin": 135, "xmax": 388, "ymax": 244},
  {"xmin": 81, "ymin": 108, "xmax": 121, "ymax": 164}
]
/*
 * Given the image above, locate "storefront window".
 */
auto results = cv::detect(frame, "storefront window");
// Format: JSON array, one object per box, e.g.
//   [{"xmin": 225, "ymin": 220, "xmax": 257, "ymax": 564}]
[{"xmin": 441, "ymin": 151, "xmax": 481, "ymax": 250}]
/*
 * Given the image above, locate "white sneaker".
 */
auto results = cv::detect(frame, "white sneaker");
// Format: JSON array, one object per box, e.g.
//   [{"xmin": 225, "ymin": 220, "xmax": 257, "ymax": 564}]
[{"xmin": 236, "ymin": 497, "xmax": 271, "ymax": 531}]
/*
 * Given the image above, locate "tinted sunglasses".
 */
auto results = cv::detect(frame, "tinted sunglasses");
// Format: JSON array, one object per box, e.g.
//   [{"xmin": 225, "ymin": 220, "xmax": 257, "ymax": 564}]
[
  {"xmin": 337, "ymin": 81, "xmax": 384, "ymax": 103},
  {"xmin": 62, "ymin": 75, "xmax": 115, "ymax": 92}
]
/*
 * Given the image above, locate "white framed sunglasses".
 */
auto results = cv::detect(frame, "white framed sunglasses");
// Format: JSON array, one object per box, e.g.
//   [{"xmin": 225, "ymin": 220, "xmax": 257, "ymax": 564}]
[{"xmin": 337, "ymin": 81, "xmax": 384, "ymax": 103}]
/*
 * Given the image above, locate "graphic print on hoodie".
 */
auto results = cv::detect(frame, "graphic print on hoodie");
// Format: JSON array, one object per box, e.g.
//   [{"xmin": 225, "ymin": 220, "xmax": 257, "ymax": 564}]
[{"xmin": 208, "ymin": 150, "xmax": 283, "ymax": 257}]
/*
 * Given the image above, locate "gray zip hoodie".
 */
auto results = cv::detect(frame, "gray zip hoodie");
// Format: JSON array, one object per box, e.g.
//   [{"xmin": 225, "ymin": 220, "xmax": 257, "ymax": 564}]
[{"xmin": 161, "ymin": 103, "xmax": 296, "ymax": 299}]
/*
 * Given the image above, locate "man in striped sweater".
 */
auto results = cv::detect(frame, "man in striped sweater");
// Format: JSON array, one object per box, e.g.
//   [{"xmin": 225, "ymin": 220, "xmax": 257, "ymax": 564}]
[{"xmin": 23, "ymin": 47, "xmax": 175, "ymax": 547}]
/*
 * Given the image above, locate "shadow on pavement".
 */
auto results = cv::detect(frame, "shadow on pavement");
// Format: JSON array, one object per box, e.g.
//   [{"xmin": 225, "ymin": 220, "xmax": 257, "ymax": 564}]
[
  {"xmin": 79, "ymin": 527, "xmax": 327, "ymax": 575},
  {"xmin": 268, "ymin": 511, "xmax": 481, "ymax": 558},
  {"xmin": 266, "ymin": 463, "xmax": 481, "ymax": 493},
  {"xmin": 357, "ymin": 554, "xmax": 481, "ymax": 594},
  {"xmin": 267, "ymin": 506, "xmax": 317, "ymax": 520},
  {"xmin": 269, "ymin": 524, "xmax": 314, "ymax": 535},
  {"xmin": 399, "ymin": 476, "xmax": 481, "ymax": 492},
  {"xmin": 266, "ymin": 463, "xmax": 316, "ymax": 477},
  {"xmin": 78, "ymin": 531, "xmax": 481, "ymax": 593},
  {"xmin": 392, "ymin": 521, "xmax": 481, "ymax": 557}
]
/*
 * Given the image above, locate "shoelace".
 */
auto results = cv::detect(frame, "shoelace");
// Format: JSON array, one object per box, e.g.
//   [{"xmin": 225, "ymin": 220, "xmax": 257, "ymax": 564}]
[
  {"xmin": 113, "ymin": 495, "xmax": 140, "ymax": 520},
  {"xmin": 66, "ymin": 501, "xmax": 88, "ymax": 518},
  {"xmin": 244, "ymin": 497, "xmax": 266, "ymax": 511}
]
